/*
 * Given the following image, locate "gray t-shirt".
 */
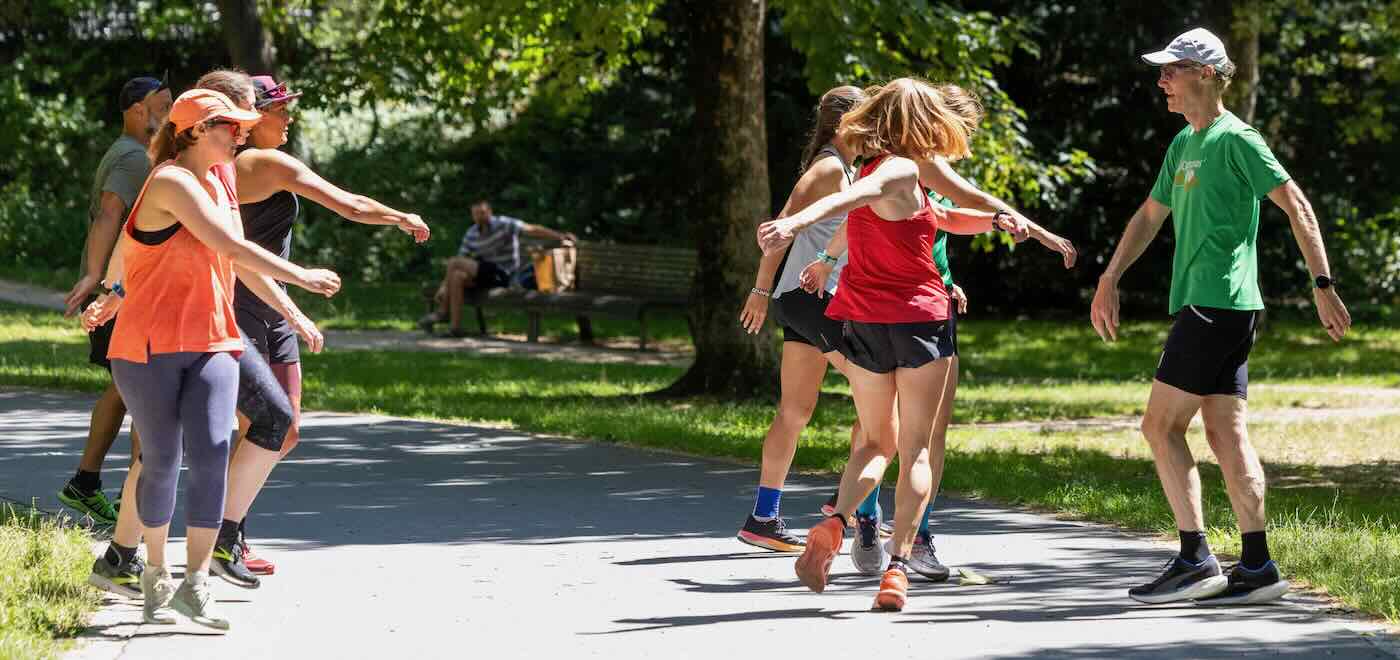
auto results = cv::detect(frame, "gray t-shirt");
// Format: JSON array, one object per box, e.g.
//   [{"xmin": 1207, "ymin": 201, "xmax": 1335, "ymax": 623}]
[
  {"xmin": 458, "ymin": 215, "xmax": 526, "ymax": 271},
  {"xmin": 80, "ymin": 135, "xmax": 150, "ymax": 269},
  {"xmin": 774, "ymin": 146, "xmax": 853, "ymax": 298}
]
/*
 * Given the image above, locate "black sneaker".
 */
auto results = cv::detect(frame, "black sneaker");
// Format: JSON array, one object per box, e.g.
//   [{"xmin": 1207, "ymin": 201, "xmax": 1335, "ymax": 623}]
[
  {"xmin": 210, "ymin": 540, "xmax": 261, "ymax": 589},
  {"xmin": 1128, "ymin": 555, "xmax": 1229, "ymax": 604},
  {"xmin": 1195, "ymin": 561, "xmax": 1290, "ymax": 605},
  {"xmin": 909, "ymin": 532, "xmax": 951, "ymax": 582},
  {"xmin": 737, "ymin": 515, "xmax": 805, "ymax": 553},
  {"xmin": 87, "ymin": 552, "xmax": 144, "ymax": 599}
]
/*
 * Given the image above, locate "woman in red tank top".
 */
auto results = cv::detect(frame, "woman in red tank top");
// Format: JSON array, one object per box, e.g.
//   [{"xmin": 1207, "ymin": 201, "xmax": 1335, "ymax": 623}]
[{"xmin": 757, "ymin": 78, "xmax": 1026, "ymax": 612}]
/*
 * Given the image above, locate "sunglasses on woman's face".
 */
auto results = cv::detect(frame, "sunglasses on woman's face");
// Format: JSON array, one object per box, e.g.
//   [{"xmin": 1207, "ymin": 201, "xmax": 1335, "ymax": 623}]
[
  {"xmin": 1159, "ymin": 62, "xmax": 1204, "ymax": 81},
  {"xmin": 206, "ymin": 119, "xmax": 245, "ymax": 139}
]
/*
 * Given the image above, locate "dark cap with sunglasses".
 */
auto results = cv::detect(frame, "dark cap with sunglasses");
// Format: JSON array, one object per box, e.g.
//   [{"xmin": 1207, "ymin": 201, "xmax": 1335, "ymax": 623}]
[{"xmin": 119, "ymin": 74, "xmax": 168, "ymax": 111}]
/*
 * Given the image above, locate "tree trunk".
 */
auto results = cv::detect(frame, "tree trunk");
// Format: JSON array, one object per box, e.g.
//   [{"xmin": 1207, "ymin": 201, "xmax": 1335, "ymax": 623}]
[
  {"xmin": 216, "ymin": 0, "xmax": 276, "ymax": 75},
  {"xmin": 663, "ymin": 0, "xmax": 779, "ymax": 398},
  {"xmin": 1210, "ymin": 1, "xmax": 1262, "ymax": 124}
]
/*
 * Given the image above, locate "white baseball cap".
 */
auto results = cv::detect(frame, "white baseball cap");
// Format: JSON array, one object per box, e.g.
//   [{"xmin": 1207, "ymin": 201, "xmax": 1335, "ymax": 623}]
[{"xmin": 1141, "ymin": 28, "xmax": 1231, "ymax": 68}]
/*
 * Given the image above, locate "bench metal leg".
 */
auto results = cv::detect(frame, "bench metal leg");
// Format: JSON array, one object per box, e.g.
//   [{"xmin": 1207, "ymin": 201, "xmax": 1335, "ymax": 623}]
[
  {"xmin": 475, "ymin": 306, "xmax": 488, "ymax": 335},
  {"xmin": 528, "ymin": 312, "xmax": 541, "ymax": 343},
  {"xmin": 576, "ymin": 316, "xmax": 594, "ymax": 345}
]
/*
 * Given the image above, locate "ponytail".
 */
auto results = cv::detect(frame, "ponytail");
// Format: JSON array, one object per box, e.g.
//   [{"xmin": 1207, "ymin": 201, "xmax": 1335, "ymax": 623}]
[
  {"xmin": 799, "ymin": 86, "xmax": 865, "ymax": 174},
  {"xmin": 148, "ymin": 121, "xmax": 197, "ymax": 164}
]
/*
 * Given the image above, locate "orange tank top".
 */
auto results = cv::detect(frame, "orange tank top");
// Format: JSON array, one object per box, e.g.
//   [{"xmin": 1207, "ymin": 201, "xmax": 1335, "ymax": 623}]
[{"xmin": 108, "ymin": 162, "xmax": 244, "ymax": 363}]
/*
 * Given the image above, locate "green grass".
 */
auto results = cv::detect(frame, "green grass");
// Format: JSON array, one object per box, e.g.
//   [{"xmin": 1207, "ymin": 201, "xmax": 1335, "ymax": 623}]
[
  {"xmin": 1, "ymin": 300, "xmax": 1398, "ymax": 626},
  {"xmin": 0, "ymin": 506, "xmax": 100, "ymax": 660}
]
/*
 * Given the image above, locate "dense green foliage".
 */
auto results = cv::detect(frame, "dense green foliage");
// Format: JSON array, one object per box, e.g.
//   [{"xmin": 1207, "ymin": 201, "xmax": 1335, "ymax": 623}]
[{"xmin": 2, "ymin": 0, "xmax": 1396, "ymax": 309}]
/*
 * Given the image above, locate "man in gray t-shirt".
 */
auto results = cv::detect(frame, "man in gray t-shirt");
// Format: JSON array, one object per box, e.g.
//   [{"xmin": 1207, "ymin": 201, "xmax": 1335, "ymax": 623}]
[
  {"xmin": 421, "ymin": 199, "xmax": 577, "ymax": 335},
  {"xmin": 55, "ymin": 75, "xmax": 171, "ymax": 530}
]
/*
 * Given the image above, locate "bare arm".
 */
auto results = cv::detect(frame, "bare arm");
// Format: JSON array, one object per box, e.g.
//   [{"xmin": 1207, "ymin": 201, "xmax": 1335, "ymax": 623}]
[
  {"xmin": 243, "ymin": 150, "xmax": 430, "ymax": 242},
  {"xmin": 521, "ymin": 223, "xmax": 577, "ymax": 244},
  {"xmin": 64, "ymin": 193, "xmax": 127, "ymax": 316},
  {"xmin": 1090, "ymin": 197, "xmax": 1172, "ymax": 341},
  {"xmin": 150, "ymin": 170, "xmax": 339, "ymax": 296},
  {"xmin": 1268, "ymin": 180, "xmax": 1351, "ymax": 341},
  {"xmin": 758, "ymin": 157, "xmax": 922, "ymax": 253},
  {"xmin": 919, "ymin": 156, "xmax": 1074, "ymax": 266},
  {"xmin": 233, "ymin": 265, "xmax": 325, "ymax": 353}
]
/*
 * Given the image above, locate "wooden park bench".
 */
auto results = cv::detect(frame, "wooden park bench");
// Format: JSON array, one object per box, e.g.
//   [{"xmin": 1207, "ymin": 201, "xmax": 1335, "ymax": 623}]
[{"xmin": 424, "ymin": 241, "xmax": 697, "ymax": 351}]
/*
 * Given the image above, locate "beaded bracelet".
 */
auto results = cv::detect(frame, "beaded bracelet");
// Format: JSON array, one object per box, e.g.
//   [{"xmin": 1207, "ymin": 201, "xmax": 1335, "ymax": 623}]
[
  {"xmin": 815, "ymin": 250, "xmax": 838, "ymax": 266},
  {"xmin": 751, "ymin": 287, "xmax": 771, "ymax": 298}
]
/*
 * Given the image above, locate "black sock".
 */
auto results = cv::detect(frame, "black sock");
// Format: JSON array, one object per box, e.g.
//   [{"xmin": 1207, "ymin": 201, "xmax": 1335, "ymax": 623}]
[
  {"xmin": 238, "ymin": 517, "xmax": 247, "ymax": 537},
  {"xmin": 71, "ymin": 470, "xmax": 101, "ymax": 494},
  {"xmin": 831, "ymin": 513, "xmax": 849, "ymax": 529},
  {"xmin": 888, "ymin": 555, "xmax": 909, "ymax": 574},
  {"xmin": 1240, "ymin": 531, "xmax": 1270, "ymax": 570},
  {"xmin": 104, "ymin": 542, "xmax": 137, "ymax": 566},
  {"xmin": 1179, "ymin": 530, "xmax": 1210, "ymax": 563},
  {"xmin": 218, "ymin": 519, "xmax": 240, "ymax": 544}
]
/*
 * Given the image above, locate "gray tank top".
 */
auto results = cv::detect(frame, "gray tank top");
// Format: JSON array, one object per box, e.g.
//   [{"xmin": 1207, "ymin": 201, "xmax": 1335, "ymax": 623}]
[{"xmin": 774, "ymin": 145, "xmax": 853, "ymax": 298}]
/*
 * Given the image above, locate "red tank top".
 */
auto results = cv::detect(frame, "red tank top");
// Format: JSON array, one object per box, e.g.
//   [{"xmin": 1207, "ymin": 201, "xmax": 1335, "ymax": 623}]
[
  {"xmin": 108, "ymin": 162, "xmax": 244, "ymax": 363},
  {"xmin": 824, "ymin": 155, "xmax": 949, "ymax": 323}
]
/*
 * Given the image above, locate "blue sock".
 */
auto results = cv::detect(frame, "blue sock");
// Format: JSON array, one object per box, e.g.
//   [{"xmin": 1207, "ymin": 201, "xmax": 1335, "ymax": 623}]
[
  {"xmin": 918, "ymin": 499, "xmax": 934, "ymax": 538},
  {"xmin": 753, "ymin": 487, "xmax": 781, "ymax": 520},
  {"xmin": 856, "ymin": 486, "xmax": 880, "ymax": 518}
]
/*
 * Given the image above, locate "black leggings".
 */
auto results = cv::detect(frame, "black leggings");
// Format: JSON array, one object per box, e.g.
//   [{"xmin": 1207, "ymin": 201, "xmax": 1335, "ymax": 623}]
[{"xmin": 237, "ymin": 344, "xmax": 294, "ymax": 452}]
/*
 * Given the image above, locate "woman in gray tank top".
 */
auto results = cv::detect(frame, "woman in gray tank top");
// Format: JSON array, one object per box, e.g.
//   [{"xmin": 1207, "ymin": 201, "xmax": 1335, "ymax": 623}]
[{"xmin": 736, "ymin": 85, "xmax": 881, "ymax": 553}]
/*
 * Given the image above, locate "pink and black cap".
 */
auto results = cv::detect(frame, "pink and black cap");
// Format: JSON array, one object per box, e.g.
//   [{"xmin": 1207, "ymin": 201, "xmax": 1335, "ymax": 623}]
[{"xmin": 251, "ymin": 75, "xmax": 303, "ymax": 109}]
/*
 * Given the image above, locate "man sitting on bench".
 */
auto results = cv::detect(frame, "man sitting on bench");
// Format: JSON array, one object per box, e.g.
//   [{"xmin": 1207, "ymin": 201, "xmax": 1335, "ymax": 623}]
[{"xmin": 421, "ymin": 199, "xmax": 575, "ymax": 336}]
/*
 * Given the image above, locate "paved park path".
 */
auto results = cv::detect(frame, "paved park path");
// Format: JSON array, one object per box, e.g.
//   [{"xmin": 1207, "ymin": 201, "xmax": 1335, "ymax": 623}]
[{"xmin": 1, "ymin": 389, "xmax": 1395, "ymax": 660}]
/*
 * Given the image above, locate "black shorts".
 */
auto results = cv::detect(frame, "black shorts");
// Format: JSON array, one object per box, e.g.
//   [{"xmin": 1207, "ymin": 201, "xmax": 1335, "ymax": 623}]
[
  {"xmin": 774, "ymin": 289, "xmax": 845, "ymax": 354},
  {"xmin": 236, "ymin": 306, "xmax": 300, "ymax": 365},
  {"xmin": 473, "ymin": 260, "xmax": 512, "ymax": 290},
  {"xmin": 88, "ymin": 316, "xmax": 116, "ymax": 372},
  {"xmin": 946, "ymin": 305, "xmax": 959, "ymax": 357},
  {"xmin": 838, "ymin": 318, "xmax": 956, "ymax": 374},
  {"xmin": 1155, "ymin": 305, "xmax": 1259, "ymax": 399}
]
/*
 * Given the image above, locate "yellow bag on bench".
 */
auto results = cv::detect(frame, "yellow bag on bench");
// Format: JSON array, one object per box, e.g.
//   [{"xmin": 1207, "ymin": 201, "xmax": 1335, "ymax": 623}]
[{"xmin": 532, "ymin": 246, "xmax": 577, "ymax": 293}]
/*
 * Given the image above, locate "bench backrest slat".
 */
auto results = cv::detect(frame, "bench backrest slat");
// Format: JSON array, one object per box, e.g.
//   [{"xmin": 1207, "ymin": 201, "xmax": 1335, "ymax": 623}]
[{"xmin": 575, "ymin": 242, "xmax": 696, "ymax": 301}]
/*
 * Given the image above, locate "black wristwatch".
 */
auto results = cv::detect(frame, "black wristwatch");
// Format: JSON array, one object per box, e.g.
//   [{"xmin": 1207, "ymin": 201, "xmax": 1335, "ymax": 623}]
[{"xmin": 1314, "ymin": 274, "xmax": 1336, "ymax": 290}]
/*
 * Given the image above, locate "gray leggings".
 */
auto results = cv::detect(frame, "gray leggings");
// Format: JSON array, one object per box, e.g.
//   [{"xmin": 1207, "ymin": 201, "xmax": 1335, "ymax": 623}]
[{"xmin": 112, "ymin": 351, "xmax": 238, "ymax": 529}]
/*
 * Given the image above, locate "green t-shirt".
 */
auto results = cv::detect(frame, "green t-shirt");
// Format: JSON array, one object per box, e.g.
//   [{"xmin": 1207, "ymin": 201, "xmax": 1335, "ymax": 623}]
[
  {"xmin": 1149, "ymin": 111, "xmax": 1289, "ymax": 314},
  {"xmin": 80, "ymin": 135, "xmax": 151, "ymax": 270},
  {"xmin": 928, "ymin": 191, "xmax": 955, "ymax": 289}
]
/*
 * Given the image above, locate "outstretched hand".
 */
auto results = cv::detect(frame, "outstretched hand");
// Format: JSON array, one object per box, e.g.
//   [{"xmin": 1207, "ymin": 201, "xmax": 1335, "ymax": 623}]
[
  {"xmin": 1314, "ymin": 288, "xmax": 1352, "ymax": 342},
  {"xmin": 757, "ymin": 219, "xmax": 799, "ymax": 254},
  {"xmin": 1039, "ymin": 231, "xmax": 1078, "ymax": 269},
  {"xmin": 81, "ymin": 294, "xmax": 121, "ymax": 332},
  {"xmin": 300, "ymin": 268, "xmax": 342, "ymax": 298},
  {"xmin": 288, "ymin": 308, "xmax": 325, "ymax": 353},
  {"xmin": 398, "ymin": 214, "xmax": 431, "ymax": 243},
  {"xmin": 799, "ymin": 260, "xmax": 834, "ymax": 298}
]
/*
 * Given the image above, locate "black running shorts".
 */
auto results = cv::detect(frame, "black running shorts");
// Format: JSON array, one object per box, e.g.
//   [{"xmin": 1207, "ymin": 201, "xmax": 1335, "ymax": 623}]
[
  {"xmin": 88, "ymin": 315, "xmax": 116, "ymax": 372},
  {"xmin": 1155, "ymin": 304, "xmax": 1259, "ymax": 399},
  {"xmin": 774, "ymin": 288, "xmax": 845, "ymax": 354},
  {"xmin": 838, "ymin": 318, "xmax": 955, "ymax": 374},
  {"xmin": 236, "ymin": 306, "xmax": 300, "ymax": 365}
]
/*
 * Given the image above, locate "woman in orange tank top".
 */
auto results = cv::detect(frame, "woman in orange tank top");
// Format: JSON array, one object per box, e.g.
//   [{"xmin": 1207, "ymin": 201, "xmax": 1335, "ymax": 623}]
[{"xmin": 104, "ymin": 88, "xmax": 339, "ymax": 632}]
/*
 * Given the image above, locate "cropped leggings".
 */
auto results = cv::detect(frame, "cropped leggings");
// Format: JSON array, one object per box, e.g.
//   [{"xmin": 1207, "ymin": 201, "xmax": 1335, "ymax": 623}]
[
  {"xmin": 237, "ymin": 343, "xmax": 294, "ymax": 452},
  {"xmin": 112, "ymin": 351, "xmax": 238, "ymax": 529}
]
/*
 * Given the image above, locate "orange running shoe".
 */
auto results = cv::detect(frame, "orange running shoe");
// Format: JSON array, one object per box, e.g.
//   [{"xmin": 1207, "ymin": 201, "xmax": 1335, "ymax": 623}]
[
  {"xmin": 794, "ymin": 516, "xmax": 845, "ymax": 593},
  {"xmin": 873, "ymin": 566, "xmax": 909, "ymax": 611}
]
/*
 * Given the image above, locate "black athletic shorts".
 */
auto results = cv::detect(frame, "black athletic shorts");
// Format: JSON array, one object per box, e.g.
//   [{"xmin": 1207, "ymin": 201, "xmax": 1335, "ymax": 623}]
[
  {"xmin": 88, "ymin": 315, "xmax": 116, "ymax": 372},
  {"xmin": 946, "ymin": 305, "xmax": 959, "ymax": 357},
  {"xmin": 838, "ymin": 318, "xmax": 956, "ymax": 374},
  {"xmin": 774, "ymin": 289, "xmax": 845, "ymax": 353},
  {"xmin": 1155, "ymin": 304, "xmax": 1259, "ymax": 399},
  {"xmin": 236, "ymin": 306, "xmax": 300, "ymax": 365}
]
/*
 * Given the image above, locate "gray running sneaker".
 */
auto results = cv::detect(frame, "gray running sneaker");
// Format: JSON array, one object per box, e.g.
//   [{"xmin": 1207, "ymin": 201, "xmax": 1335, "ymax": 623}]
[
  {"xmin": 171, "ymin": 574, "xmax": 231, "ymax": 632},
  {"xmin": 850, "ymin": 505, "xmax": 889, "ymax": 575},
  {"xmin": 140, "ymin": 564, "xmax": 177, "ymax": 625},
  {"xmin": 88, "ymin": 552, "xmax": 144, "ymax": 599},
  {"xmin": 908, "ymin": 533, "xmax": 951, "ymax": 582}
]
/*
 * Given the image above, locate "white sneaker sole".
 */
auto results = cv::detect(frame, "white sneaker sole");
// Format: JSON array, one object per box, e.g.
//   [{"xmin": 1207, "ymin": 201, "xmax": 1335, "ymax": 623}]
[
  {"xmin": 210, "ymin": 561, "xmax": 261, "ymax": 589},
  {"xmin": 171, "ymin": 598, "xmax": 231, "ymax": 632},
  {"xmin": 1195, "ymin": 580, "xmax": 1291, "ymax": 606},
  {"xmin": 1130, "ymin": 574, "xmax": 1229, "ymax": 604}
]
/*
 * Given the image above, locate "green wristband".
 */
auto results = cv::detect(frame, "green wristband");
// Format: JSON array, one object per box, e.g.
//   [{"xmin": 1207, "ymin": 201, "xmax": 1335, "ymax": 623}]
[{"xmin": 815, "ymin": 250, "xmax": 838, "ymax": 266}]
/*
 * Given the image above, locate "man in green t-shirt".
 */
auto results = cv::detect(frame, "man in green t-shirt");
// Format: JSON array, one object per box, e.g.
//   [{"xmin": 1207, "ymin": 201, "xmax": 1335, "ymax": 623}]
[
  {"xmin": 1090, "ymin": 28, "xmax": 1351, "ymax": 606},
  {"xmin": 56, "ymin": 75, "xmax": 171, "ymax": 527}
]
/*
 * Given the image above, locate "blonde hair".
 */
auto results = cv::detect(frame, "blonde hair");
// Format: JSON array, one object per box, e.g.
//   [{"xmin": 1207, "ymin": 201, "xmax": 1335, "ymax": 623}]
[{"xmin": 839, "ymin": 78, "xmax": 979, "ymax": 161}]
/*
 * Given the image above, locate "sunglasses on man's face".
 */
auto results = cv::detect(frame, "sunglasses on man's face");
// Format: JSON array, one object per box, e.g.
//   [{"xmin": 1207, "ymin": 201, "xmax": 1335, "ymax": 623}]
[{"xmin": 1160, "ymin": 62, "xmax": 1204, "ymax": 80}]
